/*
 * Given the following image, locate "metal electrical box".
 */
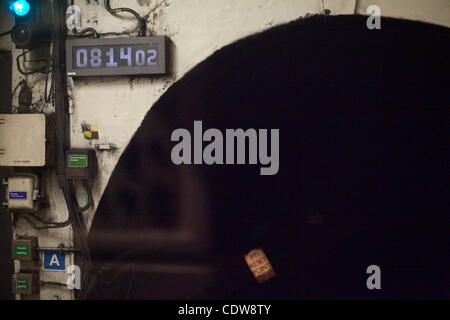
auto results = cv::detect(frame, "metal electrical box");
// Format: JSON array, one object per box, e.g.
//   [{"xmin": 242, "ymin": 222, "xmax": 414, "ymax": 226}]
[
  {"xmin": 66, "ymin": 149, "xmax": 97, "ymax": 179},
  {"xmin": 0, "ymin": 114, "xmax": 54, "ymax": 167},
  {"xmin": 11, "ymin": 237, "xmax": 38, "ymax": 261},
  {"xmin": 66, "ymin": 36, "xmax": 172, "ymax": 77},
  {"xmin": 12, "ymin": 273, "xmax": 39, "ymax": 295},
  {"xmin": 5, "ymin": 174, "xmax": 40, "ymax": 212}
]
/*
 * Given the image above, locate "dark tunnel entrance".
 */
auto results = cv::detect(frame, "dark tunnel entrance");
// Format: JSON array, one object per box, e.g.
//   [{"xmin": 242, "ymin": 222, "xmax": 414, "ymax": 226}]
[{"xmin": 86, "ymin": 15, "xmax": 449, "ymax": 299}]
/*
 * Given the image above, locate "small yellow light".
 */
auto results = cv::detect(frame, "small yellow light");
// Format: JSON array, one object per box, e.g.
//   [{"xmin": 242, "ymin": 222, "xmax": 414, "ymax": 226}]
[{"xmin": 84, "ymin": 131, "xmax": 92, "ymax": 139}]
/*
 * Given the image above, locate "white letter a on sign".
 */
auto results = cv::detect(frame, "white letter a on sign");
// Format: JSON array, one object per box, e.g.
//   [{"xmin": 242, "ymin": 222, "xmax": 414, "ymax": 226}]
[{"xmin": 50, "ymin": 254, "xmax": 60, "ymax": 266}]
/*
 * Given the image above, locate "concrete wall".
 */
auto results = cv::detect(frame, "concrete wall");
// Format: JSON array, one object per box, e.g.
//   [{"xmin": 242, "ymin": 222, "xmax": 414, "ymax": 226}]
[{"xmin": 5, "ymin": 0, "xmax": 449, "ymax": 300}]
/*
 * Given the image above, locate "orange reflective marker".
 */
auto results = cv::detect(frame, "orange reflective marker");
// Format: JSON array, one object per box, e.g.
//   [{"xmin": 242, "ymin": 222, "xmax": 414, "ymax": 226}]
[{"xmin": 244, "ymin": 248, "xmax": 276, "ymax": 283}]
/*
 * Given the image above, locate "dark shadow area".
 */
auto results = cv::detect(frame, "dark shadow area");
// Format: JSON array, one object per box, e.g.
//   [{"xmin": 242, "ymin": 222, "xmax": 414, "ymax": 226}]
[
  {"xmin": 0, "ymin": 50, "xmax": 13, "ymax": 300},
  {"xmin": 87, "ymin": 15, "xmax": 449, "ymax": 299}
]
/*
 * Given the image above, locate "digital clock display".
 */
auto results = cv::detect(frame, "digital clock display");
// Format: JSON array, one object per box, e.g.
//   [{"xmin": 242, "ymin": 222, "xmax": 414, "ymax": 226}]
[
  {"xmin": 66, "ymin": 36, "xmax": 170, "ymax": 77},
  {"xmin": 73, "ymin": 44, "xmax": 159, "ymax": 69}
]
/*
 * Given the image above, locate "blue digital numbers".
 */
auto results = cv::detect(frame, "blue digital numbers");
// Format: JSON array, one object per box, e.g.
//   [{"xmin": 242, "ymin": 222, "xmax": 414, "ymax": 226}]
[
  {"xmin": 147, "ymin": 49, "xmax": 157, "ymax": 66},
  {"xmin": 90, "ymin": 48, "xmax": 102, "ymax": 67},
  {"xmin": 120, "ymin": 47, "xmax": 132, "ymax": 67},
  {"xmin": 76, "ymin": 48, "xmax": 88, "ymax": 68},
  {"xmin": 75, "ymin": 46, "xmax": 158, "ymax": 69},
  {"xmin": 105, "ymin": 48, "xmax": 117, "ymax": 67},
  {"xmin": 136, "ymin": 49, "xmax": 146, "ymax": 66}
]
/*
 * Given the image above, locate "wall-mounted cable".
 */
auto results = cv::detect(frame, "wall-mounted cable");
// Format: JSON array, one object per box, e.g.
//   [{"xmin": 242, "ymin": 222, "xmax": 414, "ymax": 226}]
[
  {"xmin": 16, "ymin": 50, "xmax": 51, "ymax": 75},
  {"xmin": 37, "ymin": 246, "xmax": 80, "ymax": 252},
  {"xmin": 72, "ymin": 180, "xmax": 93, "ymax": 213},
  {"xmin": 14, "ymin": 212, "xmax": 72, "ymax": 229},
  {"xmin": 39, "ymin": 281, "xmax": 67, "ymax": 287},
  {"xmin": 71, "ymin": 27, "xmax": 99, "ymax": 38},
  {"xmin": 54, "ymin": 0, "xmax": 91, "ymax": 297},
  {"xmin": 104, "ymin": 0, "xmax": 146, "ymax": 37},
  {"xmin": 0, "ymin": 29, "xmax": 12, "ymax": 38}
]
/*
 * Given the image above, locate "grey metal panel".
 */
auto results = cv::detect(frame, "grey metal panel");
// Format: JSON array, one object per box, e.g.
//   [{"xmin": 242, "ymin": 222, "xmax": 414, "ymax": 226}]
[{"xmin": 66, "ymin": 36, "xmax": 169, "ymax": 77}]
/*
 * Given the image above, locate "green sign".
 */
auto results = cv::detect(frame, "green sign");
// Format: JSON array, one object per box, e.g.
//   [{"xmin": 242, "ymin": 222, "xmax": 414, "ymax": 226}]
[
  {"xmin": 14, "ymin": 245, "xmax": 30, "ymax": 257},
  {"xmin": 68, "ymin": 154, "xmax": 88, "ymax": 168},
  {"xmin": 14, "ymin": 278, "xmax": 29, "ymax": 291}
]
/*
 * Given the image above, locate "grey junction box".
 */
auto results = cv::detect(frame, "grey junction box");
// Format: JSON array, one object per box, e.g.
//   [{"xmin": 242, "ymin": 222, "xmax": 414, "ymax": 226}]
[
  {"xmin": 0, "ymin": 114, "xmax": 55, "ymax": 167},
  {"xmin": 11, "ymin": 237, "xmax": 38, "ymax": 261},
  {"xmin": 12, "ymin": 273, "xmax": 39, "ymax": 295},
  {"xmin": 66, "ymin": 149, "xmax": 97, "ymax": 179}
]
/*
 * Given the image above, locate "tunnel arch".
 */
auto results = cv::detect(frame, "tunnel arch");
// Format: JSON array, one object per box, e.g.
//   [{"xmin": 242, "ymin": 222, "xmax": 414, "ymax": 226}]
[{"xmin": 87, "ymin": 15, "xmax": 449, "ymax": 299}]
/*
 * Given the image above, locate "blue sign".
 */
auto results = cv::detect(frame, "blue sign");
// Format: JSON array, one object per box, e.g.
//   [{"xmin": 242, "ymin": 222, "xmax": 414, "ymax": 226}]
[
  {"xmin": 43, "ymin": 251, "xmax": 66, "ymax": 271},
  {"xmin": 9, "ymin": 191, "xmax": 27, "ymax": 199}
]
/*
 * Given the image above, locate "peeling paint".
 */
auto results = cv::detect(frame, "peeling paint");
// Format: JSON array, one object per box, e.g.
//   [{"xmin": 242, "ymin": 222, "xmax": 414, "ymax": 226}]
[{"xmin": 138, "ymin": 0, "xmax": 152, "ymax": 6}]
